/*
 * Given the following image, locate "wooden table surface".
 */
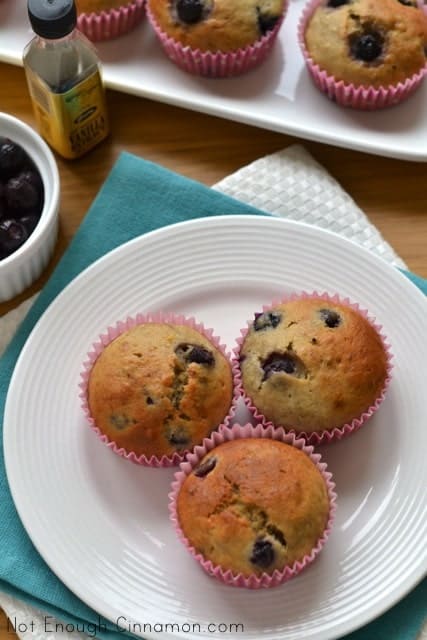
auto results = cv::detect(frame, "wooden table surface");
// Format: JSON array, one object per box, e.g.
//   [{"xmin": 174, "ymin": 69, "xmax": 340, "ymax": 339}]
[
  {"xmin": 0, "ymin": 59, "xmax": 426, "ymax": 638},
  {"xmin": 2, "ymin": 61, "xmax": 427, "ymax": 321}
]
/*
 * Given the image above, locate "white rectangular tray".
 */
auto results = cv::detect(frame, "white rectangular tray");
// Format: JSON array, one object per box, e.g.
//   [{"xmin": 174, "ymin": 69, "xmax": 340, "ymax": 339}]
[{"xmin": 2, "ymin": 0, "xmax": 427, "ymax": 161}]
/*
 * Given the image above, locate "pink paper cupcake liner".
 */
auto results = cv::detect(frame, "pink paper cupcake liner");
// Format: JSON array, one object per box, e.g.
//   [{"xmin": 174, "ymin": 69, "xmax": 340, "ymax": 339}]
[
  {"xmin": 146, "ymin": 3, "xmax": 286, "ymax": 78},
  {"xmin": 79, "ymin": 311, "xmax": 239, "ymax": 467},
  {"xmin": 169, "ymin": 422, "xmax": 337, "ymax": 588},
  {"xmin": 233, "ymin": 291, "xmax": 393, "ymax": 446},
  {"xmin": 77, "ymin": 0, "xmax": 145, "ymax": 42},
  {"xmin": 298, "ymin": 0, "xmax": 427, "ymax": 110}
]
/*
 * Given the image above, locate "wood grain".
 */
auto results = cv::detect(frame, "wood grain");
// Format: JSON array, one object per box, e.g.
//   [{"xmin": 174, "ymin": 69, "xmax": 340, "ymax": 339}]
[
  {"xmin": 0, "ymin": 58, "xmax": 426, "ymax": 640},
  {"xmin": 1, "ymin": 608, "xmax": 17, "ymax": 640},
  {"xmin": 1, "ymin": 62, "xmax": 427, "ymax": 318}
]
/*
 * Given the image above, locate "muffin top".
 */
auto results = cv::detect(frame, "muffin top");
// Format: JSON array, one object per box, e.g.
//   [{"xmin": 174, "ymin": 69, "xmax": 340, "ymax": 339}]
[
  {"xmin": 147, "ymin": 0, "xmax": 286, "ymax": 51},
  {"xmin": 87, "ymin": 322, "xmax": 233, "ymax": 459},
  {"xmin": 304, "ymin": 0, "xmax": 427, "ymax": 87},
  {"xmin": 177, "ymin": 438, "xmax": 330, "ymax": 577},
  {"xmin": 75, "ymin": 0, "xmax": 130, "ymax": 14},
  {"xmin": 239, "ymin": 298, "xmax": 388, "ymax": 432}
]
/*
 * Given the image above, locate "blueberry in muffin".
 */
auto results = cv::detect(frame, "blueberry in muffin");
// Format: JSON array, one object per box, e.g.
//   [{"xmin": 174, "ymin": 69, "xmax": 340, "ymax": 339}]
[
  {"xmin": 173, "ymin": 0, "xmax": 213, "ymax": 25},
  {"xmin": 87, "ymin": 322, "xmax": 233, "ymax": 459}
]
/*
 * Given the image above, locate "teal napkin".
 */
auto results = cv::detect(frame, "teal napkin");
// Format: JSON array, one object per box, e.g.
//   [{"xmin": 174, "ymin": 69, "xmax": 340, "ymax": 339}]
[{"xmin": 0, "ymin": 152, "xmax": 426, "ymax": 640}]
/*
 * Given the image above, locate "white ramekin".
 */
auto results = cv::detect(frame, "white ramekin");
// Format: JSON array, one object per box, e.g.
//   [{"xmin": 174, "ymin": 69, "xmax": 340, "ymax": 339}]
[{"xmin": 0, "ymin": 112, "xmax": 60, "ymax": 302}]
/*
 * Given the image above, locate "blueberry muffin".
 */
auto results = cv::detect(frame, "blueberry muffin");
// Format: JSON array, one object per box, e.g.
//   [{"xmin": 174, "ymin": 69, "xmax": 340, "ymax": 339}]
[
  {"xmin": 176, "ymin": 438, "xmax": 330, "ymax": 577},
  {"xmin": 303, "ymin": 0, "xmax": 427, "ymax": 88},
  {"xmin": 146, "ymin": 0, "xmax": 287, "ymax": 76},
  {"xmin": 87, "ymin": 322, "xmax": 233, "ymax": 459},
  {"xmin": 238, "ymin": 298, "xmax": 389, "ymax": 433},
  {"xmin": 147, "ymin": 0, "xmax": 286, "ymax": 51}
]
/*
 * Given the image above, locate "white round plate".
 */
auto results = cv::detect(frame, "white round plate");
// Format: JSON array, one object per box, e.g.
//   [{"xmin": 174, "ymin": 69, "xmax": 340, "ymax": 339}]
[{"xmin": 4, "ymin": 216, "xmax": 427, "ymax": 640}]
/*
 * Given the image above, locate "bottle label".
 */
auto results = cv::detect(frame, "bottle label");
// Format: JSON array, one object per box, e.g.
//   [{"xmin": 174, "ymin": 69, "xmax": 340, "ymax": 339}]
[{"xmin": 26, "ymin": 68, "xmax": 109, "ymax": 159}]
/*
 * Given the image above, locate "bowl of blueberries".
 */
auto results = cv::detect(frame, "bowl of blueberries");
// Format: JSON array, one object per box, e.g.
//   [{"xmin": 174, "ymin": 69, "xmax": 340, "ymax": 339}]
[{"xmin": 0, "ymin": 112, "xmax": 60, "ymax": 302}]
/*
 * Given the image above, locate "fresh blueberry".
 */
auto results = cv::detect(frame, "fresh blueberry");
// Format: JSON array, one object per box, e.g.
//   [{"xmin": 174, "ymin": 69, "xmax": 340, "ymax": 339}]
[
  {"xmin": 0, "ymin": 139, "xmax": 26, "ymax": 176},
  {"xmin": 5, "ymin": 173, "xmax": 40, "ymax": 211},
  {"xmin": 0, "ymin": 218, "xmax": 29, "ymax": 256},
  {"xmin": 21, "ymin": 169, "xmax": 43, "ymax": 194},
  {"xmin": 397, "ymin": 0, "xmax": 417, "ymax": 6},
  {"xmin": 176, "ymin": 0, "xmax": 204, "ymax": 24},
  {"xmin": 319, "ymin": 308, "xmax": 341, "ymax": 328},
  {"xmin": 19, "ymin": 214, "xmax": 40, "ymax": 234},
  {"xmin": 262, "ymin": 352, "xmax": 296, "ymax": 380},
  {"xmin": 0, "ymin": 139, "xmax": 43, "ymax": 260},
  {"xmin": 350, "ymin": 32, "xmax": 383, "ymax": 62},
  {"xmin": 250, "ymin": 539, "xmax": 275, "ymax": 569},
  {"xmin": 0, "ymin": 196, "xmax": 5, "ymax": 220},
  {"xmin": 253, "ymin": 311, "xmax": 282, "ymax": 332},
  {"xmin": 194, "ymin": 456, "xmax": 217, "ymax": 477}
]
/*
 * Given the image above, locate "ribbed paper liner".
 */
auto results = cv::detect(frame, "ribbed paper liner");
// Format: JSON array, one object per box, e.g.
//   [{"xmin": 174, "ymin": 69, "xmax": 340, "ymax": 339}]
[
  {"xmin": 146, "ymin": 3, "xmax": 286, "ymax": 78},
  {"xmin": 79, "ymin": 312, "xmax": 239, "ymax": 467},
  {"xmin": 233, "ymin": 292, "xmax": 393, "ymax": 446},
  {"xmin": 77, "ymin": 0, "xmax": 145, "ymax": 42},
  {"xmin": 169, "ymin": 422, "xmax": 336, "ymax": 588},
  {"xmin": 298, "ymin": 0, "xmax": 427, "ymax": 110}
]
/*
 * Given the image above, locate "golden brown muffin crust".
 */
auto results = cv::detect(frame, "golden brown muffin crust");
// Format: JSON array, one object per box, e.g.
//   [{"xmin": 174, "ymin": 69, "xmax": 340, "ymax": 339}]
[
  {"xmin": 305, "ymin": 0, "xmax": 427, "ymax": 87},
  {"xmin": 148, "ymin": 0, "xmax": 286, "ymax": 52},
  {"xmin": 177, "ymin": 438, "xmax": 330, "ymax": 576},
  {"xmin": 76, "ymin": 0, "xmax": 132, "ymax": 14},
  {"xmin": 87, "ymin": 323, "xmax": 233, "ymax": 457},
  {"xmin": 239, "ymin": 298, "xmax": 388, "ymax": 432}
]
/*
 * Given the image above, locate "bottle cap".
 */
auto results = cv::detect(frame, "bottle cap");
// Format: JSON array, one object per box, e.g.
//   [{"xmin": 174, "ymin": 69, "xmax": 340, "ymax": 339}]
[{"xmin": 28, "ymin": 0, "xmax": 77, "ymax": 39}]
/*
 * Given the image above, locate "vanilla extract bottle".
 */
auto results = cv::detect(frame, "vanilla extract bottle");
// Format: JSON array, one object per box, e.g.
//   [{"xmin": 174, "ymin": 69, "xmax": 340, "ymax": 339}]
[{"xmin": 23, "ymin": 0, "xmax": 110, "ymax": 159}]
